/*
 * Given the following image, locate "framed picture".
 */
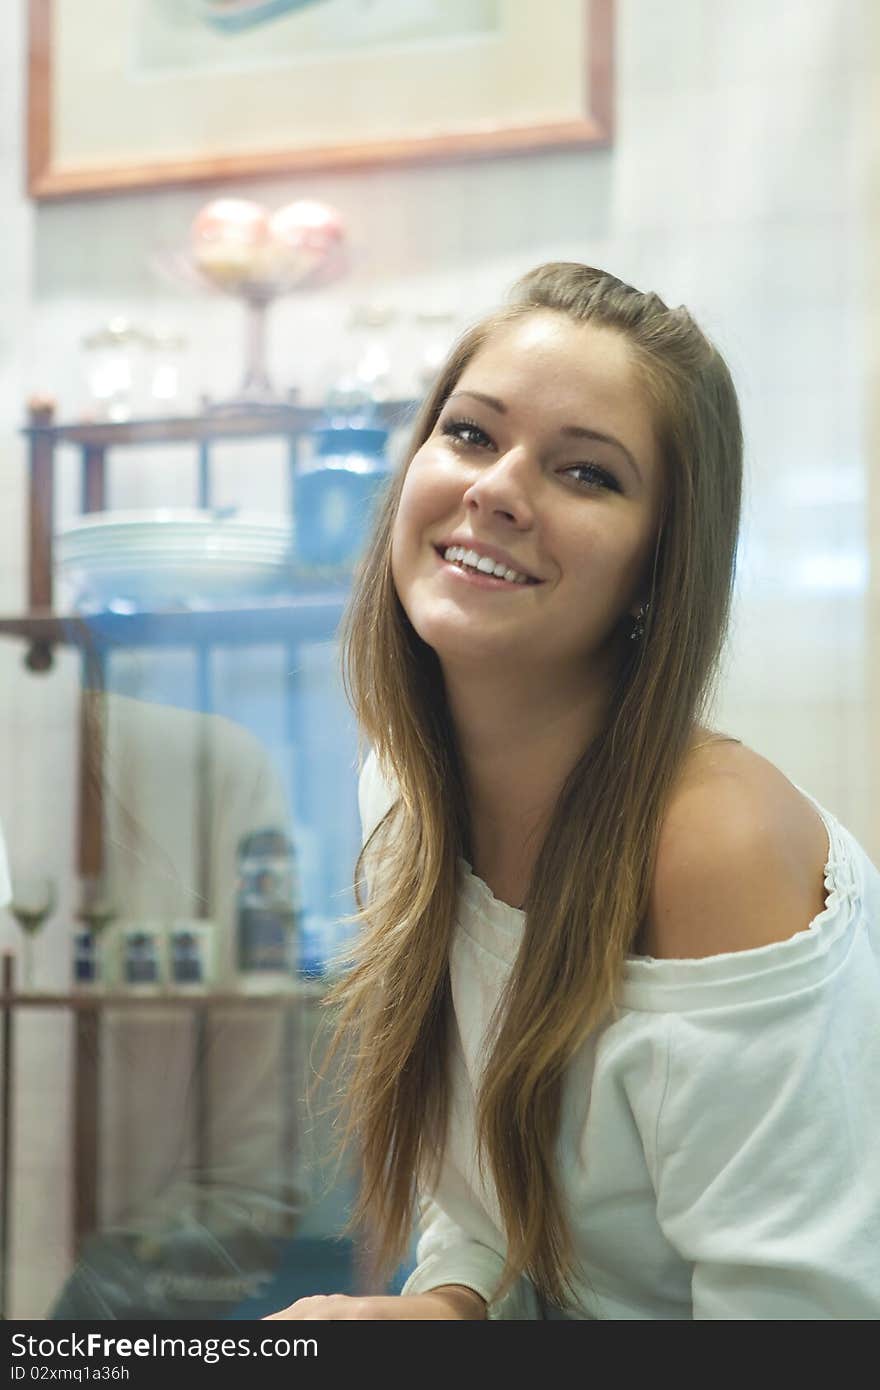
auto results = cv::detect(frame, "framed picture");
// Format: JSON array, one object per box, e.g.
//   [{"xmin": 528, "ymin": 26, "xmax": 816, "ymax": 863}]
[{"xmin": 27, "ymin": 0, "xmax": 614, "ymax": 200}]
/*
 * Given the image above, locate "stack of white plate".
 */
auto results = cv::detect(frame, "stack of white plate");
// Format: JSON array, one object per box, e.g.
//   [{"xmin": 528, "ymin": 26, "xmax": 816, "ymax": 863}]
[{"xmin": 56, "ymin": 509, "xmax": 298, "ymax": 609}]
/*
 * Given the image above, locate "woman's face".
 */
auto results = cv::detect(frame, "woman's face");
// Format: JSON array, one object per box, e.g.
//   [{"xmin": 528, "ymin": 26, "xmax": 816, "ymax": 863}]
[{"xmin": 390, "ymin": 311, "xmax": 663, "ymax": 685}]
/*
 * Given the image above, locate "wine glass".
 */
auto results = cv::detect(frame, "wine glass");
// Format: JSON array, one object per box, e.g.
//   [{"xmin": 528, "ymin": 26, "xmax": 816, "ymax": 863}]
[
  {"xmin": 77, "ymin": 876, "xmax": 117, "ymax": 933},
  {"xmin": 76, "ymin": 875, "xmax": 118, "ymax": 989},
  {"xmin": 8, "ymin": 874, "xmax": 57, "ymax": 992}
]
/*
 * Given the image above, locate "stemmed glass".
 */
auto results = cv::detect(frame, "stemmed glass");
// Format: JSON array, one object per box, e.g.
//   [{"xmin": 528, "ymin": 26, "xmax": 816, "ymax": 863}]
[
  {"xmin": 152, "ymin": 197, "xmax": 348, "ymax": 410},
  {"xmin": 75, "ymin": 876, "xmax": 118, "ymax": 989},
  {"xmin": 8, "ymin": 874, "xmax": 57, "ymax": 992}
]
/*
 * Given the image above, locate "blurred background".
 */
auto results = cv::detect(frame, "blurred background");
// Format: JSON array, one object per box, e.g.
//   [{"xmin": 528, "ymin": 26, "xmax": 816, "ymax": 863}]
[{"xmin": 0, "ymin": 0, "xmax": 877, "ymax": 1319}]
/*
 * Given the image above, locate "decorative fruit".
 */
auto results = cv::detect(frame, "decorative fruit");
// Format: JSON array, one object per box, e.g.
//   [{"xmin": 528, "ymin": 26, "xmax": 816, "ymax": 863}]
[
  {"xmin": 191, "ymin": 197, "xmax": 273, "ymax": 290},
  {"xmin": 268, "ymin": 200, "xmax": 345, "ymax": 285}
]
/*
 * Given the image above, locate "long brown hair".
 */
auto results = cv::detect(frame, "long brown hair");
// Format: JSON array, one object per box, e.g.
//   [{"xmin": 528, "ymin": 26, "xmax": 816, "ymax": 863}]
[{"xmin": 315, "ymin": 263, "xmax": 743, "ymax": 1309}]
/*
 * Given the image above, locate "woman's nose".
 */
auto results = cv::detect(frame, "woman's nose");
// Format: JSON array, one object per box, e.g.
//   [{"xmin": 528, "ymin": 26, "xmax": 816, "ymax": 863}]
[{"xmin": 461, "ymin": 448, "xmax": 535, "ymax": 524}]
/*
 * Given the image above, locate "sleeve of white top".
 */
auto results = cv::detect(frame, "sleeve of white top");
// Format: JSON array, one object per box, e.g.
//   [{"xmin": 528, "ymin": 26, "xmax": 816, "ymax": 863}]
[
  {"xmin": 399, "ymin": 1194, "xmax": 542, "ymax": 1320},
  {"xmin": 634, "ymin": 951, "xmax": 880, "ymax": 1319},
  {"xmin": 356, "ymin": 749, "xmax": 541, "ymax": 1320},
  {"xmin": 0, "ymin": 814, "xmax": 10, "ymax": 908},
  {"xmin": 357, "ymin": 746, "xmax": 396, "ymax": 845}
]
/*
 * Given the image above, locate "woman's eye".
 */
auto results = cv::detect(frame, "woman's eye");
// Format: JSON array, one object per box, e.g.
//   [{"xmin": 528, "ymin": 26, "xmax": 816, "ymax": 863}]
[
  {"xmin": 440, "ymin": 417, "xmax": 492, "ymax": 449},
  {"xmin": 564, "ymin": 463, "xmax": 621, "ymax": 493}
]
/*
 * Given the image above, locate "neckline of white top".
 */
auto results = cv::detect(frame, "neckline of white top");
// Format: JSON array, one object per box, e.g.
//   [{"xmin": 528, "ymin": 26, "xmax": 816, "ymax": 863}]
[{"xmin": 455, "ymin": 782, "xmax": 865, "ymax": 1012}]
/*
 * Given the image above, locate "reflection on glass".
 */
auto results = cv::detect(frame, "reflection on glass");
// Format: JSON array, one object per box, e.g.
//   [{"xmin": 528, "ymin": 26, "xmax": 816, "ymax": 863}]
[{"xmin": 9, "ymin": 873, "xmax": 57, "ymax": 992}]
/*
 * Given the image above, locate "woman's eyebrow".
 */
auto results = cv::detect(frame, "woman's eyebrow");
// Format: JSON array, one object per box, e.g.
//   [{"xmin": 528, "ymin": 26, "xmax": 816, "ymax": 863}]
[{"xmin": 446, "ymin": 389, "xmax": 642, "ymax": 483}]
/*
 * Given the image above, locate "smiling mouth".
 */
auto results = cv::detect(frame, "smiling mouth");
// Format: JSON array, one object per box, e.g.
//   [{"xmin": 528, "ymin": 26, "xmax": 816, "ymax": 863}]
[{"xmin": 433, "ymin": 545, "xmax": 542, "ymax": 587}]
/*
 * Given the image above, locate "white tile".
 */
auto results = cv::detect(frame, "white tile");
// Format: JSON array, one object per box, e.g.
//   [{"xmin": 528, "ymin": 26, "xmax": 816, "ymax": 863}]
[
  {"xmin": 724, "ymin": 593, "xmax": 855, "ymax": 703},
  {"xmin": 716, "ymin": 699, "xmax": 845, "ymax": 811}
]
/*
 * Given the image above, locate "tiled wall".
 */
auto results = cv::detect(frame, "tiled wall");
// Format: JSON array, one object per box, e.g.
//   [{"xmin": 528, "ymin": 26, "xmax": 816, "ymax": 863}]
[
  {"xmin": 870, "ymin": 4, "xmax": 880, "ymax": 843},
  {"xmin": 0, "ymin": 0, "xmax": 875, "ymax": 1316}
]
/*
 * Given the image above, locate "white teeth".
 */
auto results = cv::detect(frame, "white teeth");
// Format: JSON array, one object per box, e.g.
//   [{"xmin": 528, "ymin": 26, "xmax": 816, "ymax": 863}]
[{"xmin": 441, "ymin": 545, "xmax": 531, "ymax": 584}]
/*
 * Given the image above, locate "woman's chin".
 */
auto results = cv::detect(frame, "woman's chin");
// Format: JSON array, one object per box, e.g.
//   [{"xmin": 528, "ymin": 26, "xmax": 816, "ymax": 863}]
[{"xmin": 420, "ymin": 626, "xmax": 531, "ymax": 670}]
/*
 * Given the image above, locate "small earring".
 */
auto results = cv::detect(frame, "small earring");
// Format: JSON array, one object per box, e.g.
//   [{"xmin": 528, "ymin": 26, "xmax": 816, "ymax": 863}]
[{"xmin": 629, "ymin": 601, "xmax": 650, "ymax": 641}]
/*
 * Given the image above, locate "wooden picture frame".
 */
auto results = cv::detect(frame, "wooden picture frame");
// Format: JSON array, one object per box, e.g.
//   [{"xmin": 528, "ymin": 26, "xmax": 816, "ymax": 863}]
[{"xmin": 27, "ymin": 0, "xmax": 614, "ymax": 200}]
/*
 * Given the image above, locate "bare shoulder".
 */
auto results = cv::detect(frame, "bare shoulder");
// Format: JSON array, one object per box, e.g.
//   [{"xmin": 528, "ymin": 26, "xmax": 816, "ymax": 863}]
[{"xmin": 640, "ymin": 739, "xmax": 831, "ymax": 961}]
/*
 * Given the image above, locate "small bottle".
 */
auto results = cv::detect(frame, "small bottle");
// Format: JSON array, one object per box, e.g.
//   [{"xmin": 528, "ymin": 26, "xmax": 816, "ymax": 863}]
[
  {"xmin": 286, "ymin": 818, "xmax": 325, "ymax": 978},
  {"xmin": 80, "ymin": 318, "xmax": 148, "ymax": 422},
  {"xmin": 142, "ymin": 329, "xmax": 189, "ymax": 417},
  {"xmin": 235, "ymin": 828, "xmax": 300, "ymax": 992},
  {"xmin": 294, "ymin": 385, "xmax": 392, "ymax": 573},
  {"xmin": 412, "ymin": 308, "xmax": 459, "ymax": 393},
  {"xmin": 345, "ymin": 303, "xmax": 396, "ymax": 402},
  {"xmin": 72, "ymin": 931, "xmax": 101, "ymax": 991},
  {"xmin": 169, "ymin": 919, "xmax": 214, "ymax": 992},
  {"xmin": 122, "ymin": 923, "xmax": 163, "ymax": 992}
]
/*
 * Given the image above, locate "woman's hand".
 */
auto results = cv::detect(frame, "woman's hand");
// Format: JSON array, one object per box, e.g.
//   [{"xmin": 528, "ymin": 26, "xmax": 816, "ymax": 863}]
[{"xmin": 264, "ymin": 1287, "xmax": 486, "ymax": 1320}]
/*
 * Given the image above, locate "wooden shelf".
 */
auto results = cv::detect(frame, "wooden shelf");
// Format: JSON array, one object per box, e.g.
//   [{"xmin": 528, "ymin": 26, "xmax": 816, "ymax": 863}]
[
  {"xmin": 10, "ymin": 397, "xmax": 415, "ymax": 665},
  {"xmin": 0, "ymin": 983, "xmax": 328, "ymax": 1009},
  {"xmin": 0, "ymin": 590, "xmax": 352, "ymax": 652},
  {"xmin": 21, "ymin": 399, "xmax": 416, "ymax": 449}
]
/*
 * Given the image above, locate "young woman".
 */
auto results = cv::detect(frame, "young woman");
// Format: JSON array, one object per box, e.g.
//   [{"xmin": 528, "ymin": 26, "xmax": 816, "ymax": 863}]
[{"xmin": 267, "ymin": 263, "xmax": 880, "ymax": 1320}]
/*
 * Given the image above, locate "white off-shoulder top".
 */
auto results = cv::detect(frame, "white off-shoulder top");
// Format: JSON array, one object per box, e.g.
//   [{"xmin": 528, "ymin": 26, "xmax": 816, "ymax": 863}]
[{"xmin": 358, "ymin": 749, "xmax": 880, "ymax": 1319}]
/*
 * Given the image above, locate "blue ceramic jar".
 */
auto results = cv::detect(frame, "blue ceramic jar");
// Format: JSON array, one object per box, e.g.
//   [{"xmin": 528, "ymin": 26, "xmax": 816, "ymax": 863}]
[{"xmin": 295, "ymin": 418, "xmax": 392, "ymax": 571}]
